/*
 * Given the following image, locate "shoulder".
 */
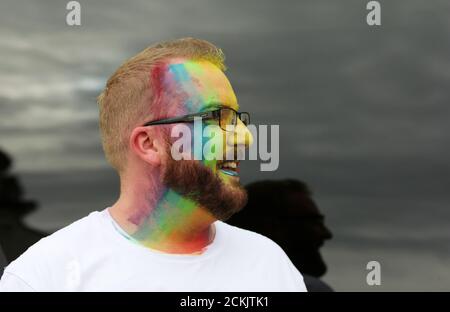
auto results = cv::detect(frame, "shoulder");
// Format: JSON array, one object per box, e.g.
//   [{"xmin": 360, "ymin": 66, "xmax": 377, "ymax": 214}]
[
  {"xmin": 217, "ymin": 221, "xmax": 287, "ymax": 254},
  {"xmin": 217, "ymin": 221, "xmax": 307, "ymax": 291},
  {"xmin": 15, "ymin": 210, "xmax": 102, "ymax": 256},
  {"xmin": 216, "ymin": 221, "xmax": 299, "ymax": 271},
  {"xmin": 2, "ymin": 211, "xmax": 104, "ymax": 290}
]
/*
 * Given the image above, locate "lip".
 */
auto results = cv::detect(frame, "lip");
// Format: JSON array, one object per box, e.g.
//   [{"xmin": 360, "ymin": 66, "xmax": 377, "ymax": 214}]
[
  {"xmin": 217, "ymin": 160, "xmax": 240, "ymax": 177},
  {"xmin": 220, "ymin": 168, "xmax": 239, "ymax": 176}
]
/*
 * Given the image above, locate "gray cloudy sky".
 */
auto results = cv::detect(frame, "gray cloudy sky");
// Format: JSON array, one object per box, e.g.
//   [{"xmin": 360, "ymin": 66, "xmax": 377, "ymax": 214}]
[{"xmin": 1, "ymin": 0, "xmax": 450, "ymax": 290}]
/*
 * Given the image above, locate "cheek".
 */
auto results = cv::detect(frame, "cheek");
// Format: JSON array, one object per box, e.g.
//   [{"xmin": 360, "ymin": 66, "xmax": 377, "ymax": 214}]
[
  {"xmin": 201, "ymin": 123, "xmax": 218, "ymax": 172},
  {"xmin": 202, "ymin": 159, "xmax": 217, "ymax": 172},
  {"xmin": 176, "ymin": 118, "xmax": 225, "ymax": 173}
]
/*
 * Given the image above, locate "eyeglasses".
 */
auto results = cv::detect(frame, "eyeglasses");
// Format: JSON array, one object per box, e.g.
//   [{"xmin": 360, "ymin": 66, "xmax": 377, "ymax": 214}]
[{"xmin": 142, "ymin": 107, "xmax": 250, "ymax": 132}]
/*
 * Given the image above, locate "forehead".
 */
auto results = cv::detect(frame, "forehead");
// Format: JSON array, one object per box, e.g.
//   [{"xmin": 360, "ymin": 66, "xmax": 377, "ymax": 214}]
[
  {"xmin": 162, "ymin": 59, "xmax": 238, "ymax": 112},
  {"xmin": 286, "ymin": 191, "xmax": 323, "ymax": 217}
]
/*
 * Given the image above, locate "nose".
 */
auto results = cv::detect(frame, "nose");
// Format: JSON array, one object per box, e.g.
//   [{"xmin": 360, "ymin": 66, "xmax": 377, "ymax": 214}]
[{"xmin": 226, "ymin": 118, "xmax": 253, "ymax": 148}]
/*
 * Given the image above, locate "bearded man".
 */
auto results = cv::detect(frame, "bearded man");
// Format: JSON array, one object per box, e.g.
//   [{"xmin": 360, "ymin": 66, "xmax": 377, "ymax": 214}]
[{"xmin": 0, "ymin": 38, "xmax": 306, "ymax": 292}]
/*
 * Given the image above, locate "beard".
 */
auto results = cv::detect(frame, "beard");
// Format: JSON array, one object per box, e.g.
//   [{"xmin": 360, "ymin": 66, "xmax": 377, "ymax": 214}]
[{"xmin": 162, "ymin": 150, "xmax": 248, "ymax": 221}]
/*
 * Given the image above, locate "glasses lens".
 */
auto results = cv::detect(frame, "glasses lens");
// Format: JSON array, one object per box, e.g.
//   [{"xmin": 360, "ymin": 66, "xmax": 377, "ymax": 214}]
[{"xmin": 220, "ymin": 108, "xmax": 237, "ymax": 130}]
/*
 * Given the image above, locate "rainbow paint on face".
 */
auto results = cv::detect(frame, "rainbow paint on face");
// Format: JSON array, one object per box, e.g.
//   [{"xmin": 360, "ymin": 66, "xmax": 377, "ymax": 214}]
[
  {"xmin": 163, "ymin": 59, "xmax": 242, "ymax": 179},
  {"xmin": 120, "ymin": 59, "xmax": 249, "ymax": 254}
]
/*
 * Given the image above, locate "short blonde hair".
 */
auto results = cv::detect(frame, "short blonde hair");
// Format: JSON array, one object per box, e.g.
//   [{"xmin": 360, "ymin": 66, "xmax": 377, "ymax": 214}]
[{"xmin": 97, "ymin": 37, "xmax": 226, "ymax": 173}]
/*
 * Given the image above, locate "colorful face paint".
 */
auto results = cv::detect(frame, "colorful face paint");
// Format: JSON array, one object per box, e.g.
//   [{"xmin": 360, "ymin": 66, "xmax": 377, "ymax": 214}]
[
  {"xmin": 163, "ymin": 60, "xmax": 243, "ymax": 177},
  {"xmin": 118, "ymin": 59, "xmax": 250, "ymax": 254}
]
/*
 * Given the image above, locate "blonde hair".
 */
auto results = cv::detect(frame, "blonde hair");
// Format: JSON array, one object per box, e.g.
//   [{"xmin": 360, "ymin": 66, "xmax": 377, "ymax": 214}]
[{"xmin": 97, "ymin": 37, "xmax": 226, "ymax": 173}]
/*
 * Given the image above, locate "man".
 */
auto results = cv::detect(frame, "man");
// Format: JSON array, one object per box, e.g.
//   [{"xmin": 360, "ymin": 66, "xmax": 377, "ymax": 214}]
[
  {"xmin": 0, "ymin": 149, "xmax": 47, "ymax": 263},
  {"xmin": 0, "ymin": 38, "xmax": 306, "ymax": 291},
  {"xmin": 0, "ymin": 245, "xmax": 6, "ymax": 278},
  {"xmin": 229, "ymin": 179, "xmax": 333, "ymax": 291}
]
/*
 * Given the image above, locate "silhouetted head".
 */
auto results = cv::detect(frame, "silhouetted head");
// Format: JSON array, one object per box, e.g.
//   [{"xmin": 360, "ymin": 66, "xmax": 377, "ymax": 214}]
[
  {"xmin": 0, "ymin": 149, "xmax": 12, "ymax": 173},
  {"xmin": 229, "ymin": 179, "xmax": 333, "ymax": 277},
  {"xmin": 0, "ymin": 149, "xmax": 37, "ymax": 217}
]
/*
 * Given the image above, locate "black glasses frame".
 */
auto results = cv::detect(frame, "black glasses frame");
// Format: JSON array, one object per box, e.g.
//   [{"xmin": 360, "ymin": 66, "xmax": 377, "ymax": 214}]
[{"xmin": 142, "ymin": 107, "xmax": 250, "ymax": 132}]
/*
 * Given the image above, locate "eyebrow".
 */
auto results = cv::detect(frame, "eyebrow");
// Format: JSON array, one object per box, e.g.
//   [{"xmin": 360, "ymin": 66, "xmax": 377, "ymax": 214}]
[
  {"xmin": 206, "ymin": 102, "xmax": 223, "ymax": 109},
  {"xmin": 294, "ymin": 214, "xmax": 325, "ymax": 220},
  {"xmin": 204, "ymin": 101, "xmax": 239, "ymax": 112},
  {"xmin": 200, "ymin": 102, "xmax": 223, "ymax": 112}
]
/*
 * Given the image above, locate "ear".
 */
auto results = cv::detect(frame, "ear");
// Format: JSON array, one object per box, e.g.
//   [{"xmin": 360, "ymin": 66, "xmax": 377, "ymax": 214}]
[{"xmin": 129, "ymin": 127, "xmax": 164, "ymax": 166}]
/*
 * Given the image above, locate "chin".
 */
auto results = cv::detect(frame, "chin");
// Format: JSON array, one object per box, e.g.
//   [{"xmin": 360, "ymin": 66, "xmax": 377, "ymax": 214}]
[
  {"xmin": 163, "ymin": 157, "xmax": 248, "ymax": 222},
  {"xmin": 213, "ymin": 181, "xmax": 248, "ymax": 221}
]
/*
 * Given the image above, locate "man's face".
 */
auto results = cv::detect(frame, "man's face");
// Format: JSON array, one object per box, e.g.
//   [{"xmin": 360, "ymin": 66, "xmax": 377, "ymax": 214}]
[
  {"xmin": 283, "ymin": 191, "xmax": 333, "ymax": 277},
  {"xmin": 158, "ymin": 59, "xmax": 252, "ymax": 221}
]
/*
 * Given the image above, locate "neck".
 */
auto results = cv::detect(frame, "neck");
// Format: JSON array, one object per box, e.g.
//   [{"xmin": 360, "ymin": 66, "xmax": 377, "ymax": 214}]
[{"xmin": 109, "ymin": 176, "xmax": 217, "ymax": 254}]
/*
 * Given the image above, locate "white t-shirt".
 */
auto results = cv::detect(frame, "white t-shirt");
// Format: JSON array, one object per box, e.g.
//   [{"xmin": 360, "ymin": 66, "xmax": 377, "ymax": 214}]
[{"xmin": 0, "ymin": 209, "xmax": 306, "ymax": 292}]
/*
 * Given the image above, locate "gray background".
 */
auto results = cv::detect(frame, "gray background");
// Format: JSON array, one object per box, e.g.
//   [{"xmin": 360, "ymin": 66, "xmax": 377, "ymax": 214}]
[{"xmin": 1, "ymin": 0, "xmax": 449, "ymax": 290}]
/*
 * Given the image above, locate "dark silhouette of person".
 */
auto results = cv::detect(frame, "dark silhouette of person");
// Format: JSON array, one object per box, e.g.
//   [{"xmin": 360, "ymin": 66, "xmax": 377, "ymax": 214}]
[
  {"xmin": 0, "ymin": 149, "xmax": 47, "ymax": 266},
  {"xmin": 0, "ymin": 244, "xmax": 6, "ymax": 278},
  {"xmin": 228, "ymin": 179, "xmax": 334, "ymax": 291}
]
